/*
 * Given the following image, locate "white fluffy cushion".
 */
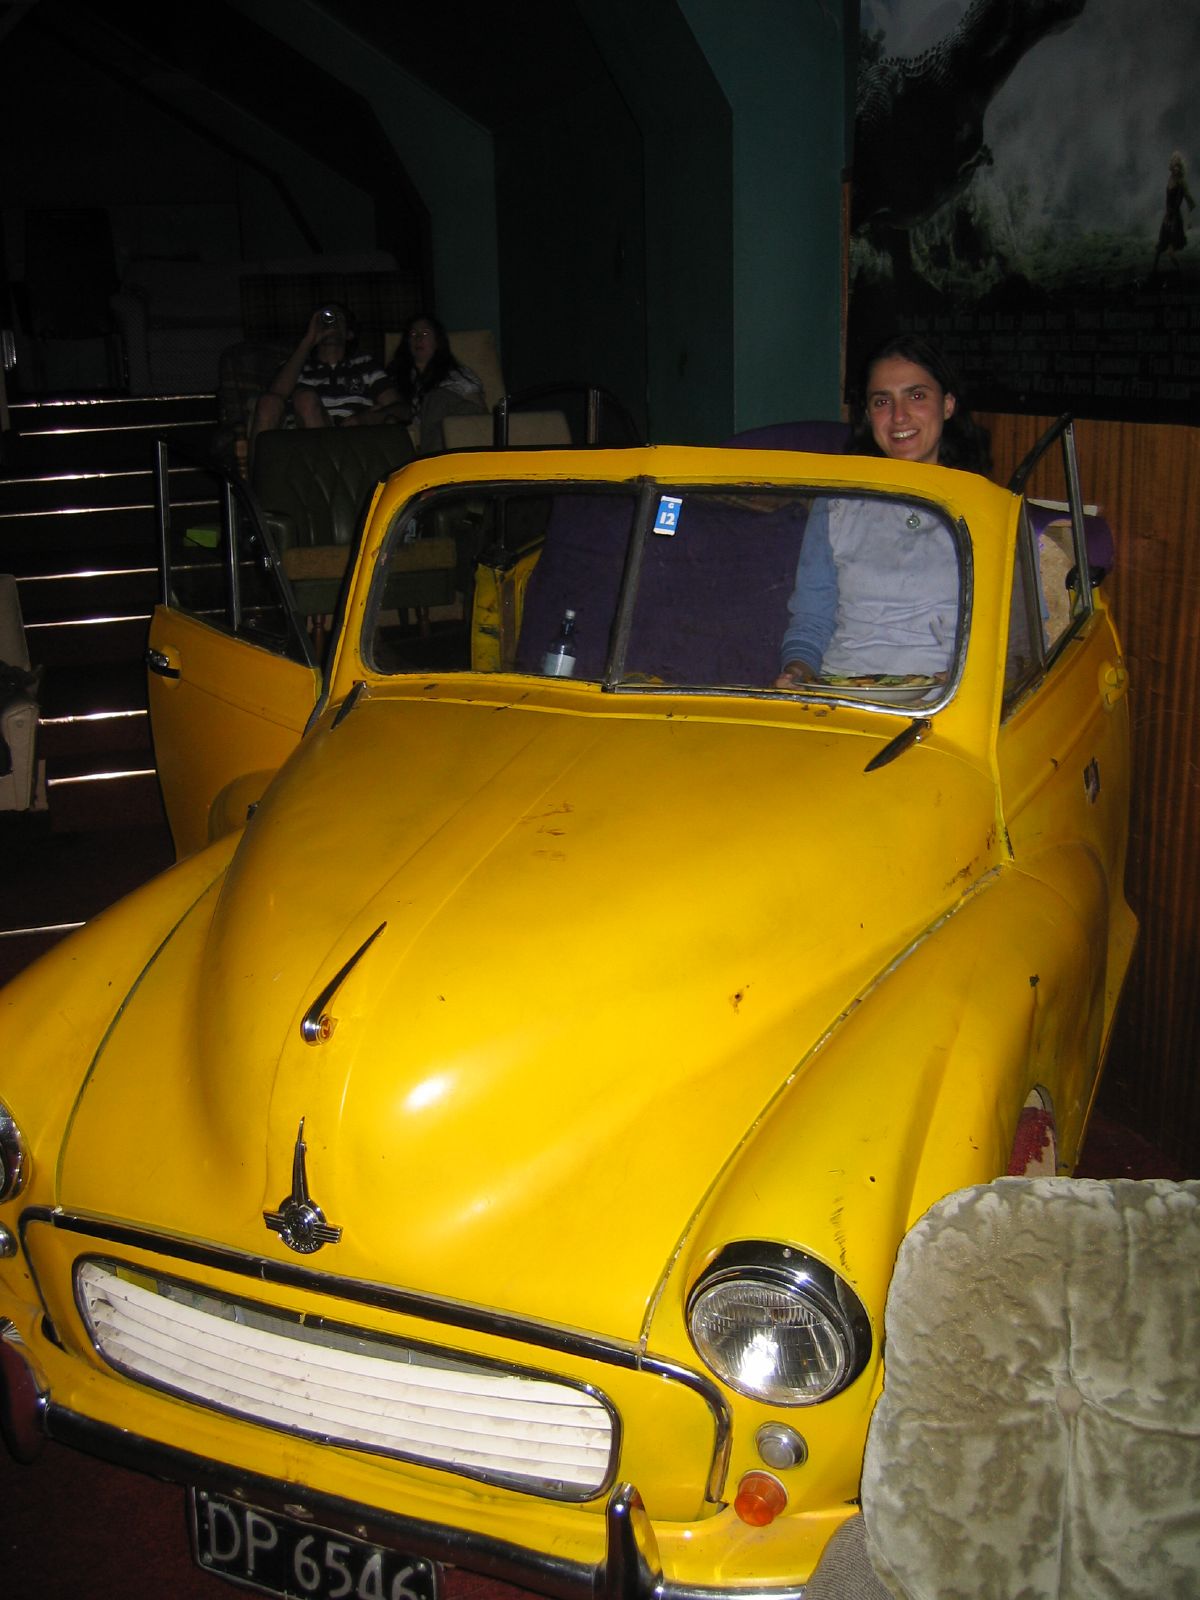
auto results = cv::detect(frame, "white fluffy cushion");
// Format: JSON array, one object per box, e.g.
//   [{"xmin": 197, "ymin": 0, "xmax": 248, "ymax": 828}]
[{"xmin": 862, "ymin": 1178, "xmax": 1200, "ymax": 1599}]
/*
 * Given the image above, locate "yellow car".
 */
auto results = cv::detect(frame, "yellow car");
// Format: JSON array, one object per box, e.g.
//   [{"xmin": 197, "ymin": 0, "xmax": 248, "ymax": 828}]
[{"xmin": 0, "ymin": 419, "xmax": 1134, "ymax": 1599}]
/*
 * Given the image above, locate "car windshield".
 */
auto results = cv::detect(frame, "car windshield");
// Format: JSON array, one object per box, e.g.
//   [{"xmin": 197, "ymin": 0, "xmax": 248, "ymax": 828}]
[{"xmin": 363, "ymin": 479, "xmax": 965, "ymax": 707}]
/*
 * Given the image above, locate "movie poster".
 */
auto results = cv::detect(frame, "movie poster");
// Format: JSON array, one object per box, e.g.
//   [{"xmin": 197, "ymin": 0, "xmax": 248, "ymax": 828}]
[{"xmin": 847, "ymin": 0, "xmax": 1200, "ymax": 422}]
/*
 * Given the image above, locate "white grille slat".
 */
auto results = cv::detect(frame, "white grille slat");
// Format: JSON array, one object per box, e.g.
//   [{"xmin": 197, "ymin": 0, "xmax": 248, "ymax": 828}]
[
  {"xmin": 100, "ymin": 1324, "xmax": 611, "ymax": 1472},
  {"xmin": 90, "ymin": 1273, "xmax": 582, "ymax": 1401},
  {"xmin": 87, "ymin": 1311, "xmax": 609, "ymax": 1474},
  {"xmin": 78, "ymin": 1264, "xmax": 613, "ymax": 1493},
  {"xmin": 87, "ymin": 1282, "xmax": 605, "ymax": 1433},
  {"xmin": 97, "ymin": 1329, "xmax": 595, "ymax": 1480}
]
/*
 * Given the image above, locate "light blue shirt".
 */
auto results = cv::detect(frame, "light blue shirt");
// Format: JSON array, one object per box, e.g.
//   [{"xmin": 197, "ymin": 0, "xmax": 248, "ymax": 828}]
[{"xmin": 780, "ymin": 498, "xmax": 959, "ymax": 678}]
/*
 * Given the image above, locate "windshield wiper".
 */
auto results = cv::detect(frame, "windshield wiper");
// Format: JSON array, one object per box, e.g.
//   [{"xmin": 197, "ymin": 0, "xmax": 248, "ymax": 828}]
[
  {"xmin": 864, "ymin": 716, "xmax": 931, "ymax": 773},
  {"xmin": 332, "ymin": 680, "xmax": 369, "ymax": 728}
]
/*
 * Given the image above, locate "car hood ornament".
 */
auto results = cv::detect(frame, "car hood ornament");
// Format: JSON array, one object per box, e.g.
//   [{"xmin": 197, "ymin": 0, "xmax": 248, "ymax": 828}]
[{"xmin": 264, "ymin": 1119, "xmax": 342, "ymax": 1254}]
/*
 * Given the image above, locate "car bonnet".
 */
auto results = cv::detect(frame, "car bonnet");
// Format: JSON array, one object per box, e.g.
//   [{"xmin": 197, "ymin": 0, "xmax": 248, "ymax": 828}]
[{"xmin": 56, "ymin": 691, "xmax": 1001, "ymax": 1339}]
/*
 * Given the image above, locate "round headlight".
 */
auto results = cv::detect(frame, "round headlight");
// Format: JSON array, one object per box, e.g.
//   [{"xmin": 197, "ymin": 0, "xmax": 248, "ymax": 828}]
[
  {"xmin": 0, "ymin": 1100, "xmax": 27, "ymax": 1202},
  {"xmin": 688, "ymin": 1243, "xmax": 871, "ymax": 1404}
]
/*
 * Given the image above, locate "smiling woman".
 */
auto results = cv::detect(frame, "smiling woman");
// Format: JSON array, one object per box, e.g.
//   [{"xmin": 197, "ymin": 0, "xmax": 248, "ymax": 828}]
[
  {"xmin": 846, "ymin": 334, "xmax": 992, "ymax": 475},
  {"xmin": 864, "ymin": 355, "xmax": 953, "ymax": 465},
  {"xmin": 774, "ymin": 335, "xmax": 988, "ymax": 690}
]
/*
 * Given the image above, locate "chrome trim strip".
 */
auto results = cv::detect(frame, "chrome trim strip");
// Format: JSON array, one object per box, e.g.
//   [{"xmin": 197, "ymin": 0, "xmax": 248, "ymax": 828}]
[
  {"xmin": 25, "ymin": 613, "xmax": 152, "ymax": 630},
  {"xmin": 0, "ymin": 921, "xmax": 84, "ymax": 940},
  {"xmin": 46, "ymin": 768, "xmax": 156, "ymax": 788},
  {"xmin": 3, "ymin": 469, "xmax": 191, "ymax": 488},
  {"xmin": 153, "ymin": 436, "xmax": 172, "ymax": 605},
  {"xmin": 39, "ymin": 709, "xmax": 147, "ymax": 727},
  {"xmin": 21, "ymin": 1207, "xmax": 731, "ymax": 1497},
  {"xmin": 657, "ymin": 1584, "xmax": 807, "ymax": 1600},
  {"xmin": 14, "ymin": 418, "xmax": 211, "ymax": 438},
  {"xmin": 300, "ymin": 921, "xmax": 387, "ymax": 1044},
  {"xmin": 18, "ymin": 566, "xmax": 157, "ymax": 582},
  {"xmin": 603, "ymin": 1483, "xmax": 662, "ymax": 1600},
  {"xmin": 12, "ymin": 395, "xmax": 211, "ymax": 411},
  {"xmin": 0, "ymin": 502, "xmax": 161, "ymax": 521}
]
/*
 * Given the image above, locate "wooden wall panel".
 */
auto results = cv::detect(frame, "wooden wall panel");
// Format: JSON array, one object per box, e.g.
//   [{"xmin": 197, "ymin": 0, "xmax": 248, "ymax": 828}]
[{"xmin": 982, "ymin": 412, "xmax": 1200, "ymax": 1171}]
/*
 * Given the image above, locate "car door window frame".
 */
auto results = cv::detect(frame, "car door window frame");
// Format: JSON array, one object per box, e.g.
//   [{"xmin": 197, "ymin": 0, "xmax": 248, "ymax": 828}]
[{"xmin": 1002, "ymin": 417, "xmax": 1094, "ymax": 719}]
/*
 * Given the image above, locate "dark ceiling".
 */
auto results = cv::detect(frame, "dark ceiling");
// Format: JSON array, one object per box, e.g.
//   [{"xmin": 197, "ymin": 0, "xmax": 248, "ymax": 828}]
[
  {"xmin": 39, "ymin": 0, "xmax": 619, "ymax": 141},
  {"xmin": 24, "ymin": 0, "xmax": 439, "ymax": 269},
  {"xmin": 318, "ymin": 0, "xmax": 621, "ymax": 133},
  {"xmin": 18, "ymin": 0, "xmax": 626, "ymax": 277}
]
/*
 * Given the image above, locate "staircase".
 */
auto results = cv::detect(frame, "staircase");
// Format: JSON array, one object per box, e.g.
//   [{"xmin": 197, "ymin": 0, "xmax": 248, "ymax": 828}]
[{"xmin": 0, "ymin": 392, "xmax": 217, "ymax": 979}]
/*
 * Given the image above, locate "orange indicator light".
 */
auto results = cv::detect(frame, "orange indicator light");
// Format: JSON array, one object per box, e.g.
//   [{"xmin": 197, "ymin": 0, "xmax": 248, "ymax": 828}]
[{"xmin": 734, "ymin": 1470, "xmax": 788, "ymax": 1526}]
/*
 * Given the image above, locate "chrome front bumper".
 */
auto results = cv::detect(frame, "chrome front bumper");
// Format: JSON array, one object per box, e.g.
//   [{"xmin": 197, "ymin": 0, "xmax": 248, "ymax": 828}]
[
  {"xmin": 0, "ymin": 1318, "xmax": 47, "ymax": 1463},
  {"xmin": 32, "ymin": 1405, "xmax": 808, "ymax": 1600}
]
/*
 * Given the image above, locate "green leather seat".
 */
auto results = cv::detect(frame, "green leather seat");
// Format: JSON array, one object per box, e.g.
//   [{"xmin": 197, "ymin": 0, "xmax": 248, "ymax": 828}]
[{"xmin": 250, "ymin": 427, "xmax": 458, "ymax": 620}]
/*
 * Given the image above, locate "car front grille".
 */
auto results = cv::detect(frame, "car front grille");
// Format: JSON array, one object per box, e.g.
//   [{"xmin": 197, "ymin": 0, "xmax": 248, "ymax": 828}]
[{"xmin": 76, "ymin": 1260, "xmax": 615, "ymax": 1498}]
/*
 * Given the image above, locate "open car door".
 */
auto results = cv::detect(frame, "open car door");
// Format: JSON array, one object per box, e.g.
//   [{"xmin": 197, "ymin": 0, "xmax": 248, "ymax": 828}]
[
  {"xmin": 147, "ymin": 441, "xmax": 323, "ymax": 860},
  {"xmin": 997, "ymin": 417, "xmax": 1135, "ymax": 1097}
]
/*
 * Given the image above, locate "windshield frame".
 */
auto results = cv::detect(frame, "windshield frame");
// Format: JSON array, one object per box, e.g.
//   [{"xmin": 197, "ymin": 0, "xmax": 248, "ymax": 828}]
[{"xmin": 357, "ymin": 462, "xmax": 979, "ymax": 717}]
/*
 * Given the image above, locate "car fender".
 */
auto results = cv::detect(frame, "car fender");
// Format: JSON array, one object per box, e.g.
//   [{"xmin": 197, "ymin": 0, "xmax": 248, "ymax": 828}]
[
  {"xmin": 674, "ymin": 859, "xmax": 1103, "ymax": 1299},
  {"xmin": 0, "ymin": 832, "xmax": 238, "ymax": 1183},
  {"xmin": 644, "ymin": 860, "xmax": 1105, "ymax": 1505}
]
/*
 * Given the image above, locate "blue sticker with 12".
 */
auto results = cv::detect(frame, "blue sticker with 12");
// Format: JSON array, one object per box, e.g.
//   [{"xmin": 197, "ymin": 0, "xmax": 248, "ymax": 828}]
[{"xmin": 654, "ymin": 495, "xmax": 683, "ymax": 536}]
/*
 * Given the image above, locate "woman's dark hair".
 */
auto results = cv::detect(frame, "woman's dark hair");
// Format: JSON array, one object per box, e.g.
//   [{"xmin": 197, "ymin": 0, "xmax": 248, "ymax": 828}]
[
  {"xmin": 846, "ymin": 333, "xmax": 992, "ymax": 476},
  {"xmin": 389, "ymin": 312, "xmax": 463, "ymax": 402}
]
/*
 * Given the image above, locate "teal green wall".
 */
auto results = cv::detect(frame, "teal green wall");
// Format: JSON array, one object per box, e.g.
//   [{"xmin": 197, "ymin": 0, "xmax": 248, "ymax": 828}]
[
  {"xmin": 679, "ymin": 0, "xmax": 847, "ymax": 429},
  {"xmin": 577, "ymin": 0, "xmax": 733, "ymax": 443},
  {"xmin": 488, "ymin": 0, "xmax": 738, "ymax": 442},
  {"xmin": 493, "ymin": 79, "xmax": 649, "ymax": 436}
]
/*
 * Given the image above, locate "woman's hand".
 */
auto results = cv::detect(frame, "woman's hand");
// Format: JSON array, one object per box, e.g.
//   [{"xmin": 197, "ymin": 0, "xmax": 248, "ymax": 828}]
[{"xmin": 774, "ymin": 659, "xmax": 817, "ymax": 689}]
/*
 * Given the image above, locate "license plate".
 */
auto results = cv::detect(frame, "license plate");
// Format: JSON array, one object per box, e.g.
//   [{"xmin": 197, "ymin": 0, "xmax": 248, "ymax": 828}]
[{"xmin": 190, "ymin": 1488, "xmax": 442, "ymax": 1600}]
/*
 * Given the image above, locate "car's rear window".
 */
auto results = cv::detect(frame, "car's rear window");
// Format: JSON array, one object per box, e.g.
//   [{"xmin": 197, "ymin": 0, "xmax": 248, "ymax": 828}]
[{"xmin": 364, "ymin": 481, "xmax": 964, "ymax": 706}]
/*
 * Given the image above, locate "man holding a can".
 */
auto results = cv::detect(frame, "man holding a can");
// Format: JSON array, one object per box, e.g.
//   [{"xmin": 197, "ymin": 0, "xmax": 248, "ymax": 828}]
[{"xmin": 248, "ymin": 302, "xmax": 403, "ymax": 460}]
